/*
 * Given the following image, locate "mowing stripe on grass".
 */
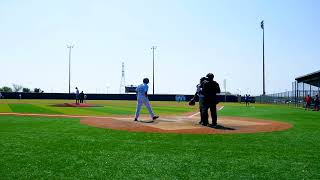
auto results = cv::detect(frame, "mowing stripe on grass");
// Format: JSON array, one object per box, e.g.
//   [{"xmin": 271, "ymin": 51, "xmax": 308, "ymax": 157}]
[
  {"xmin": 87, "ymin": 105, "xmax": 192, "ymax": 115},
  {"xmin": 0, "ymin": 112, "xmax": 108, "ymax": 119},
  {"xmin": 0, "ymin": 104, "xmax": 12, "ymax": 113},
  {"xmin": 86, "ymin": 106, "xmax": 135, "ymax": 115},
  {"xmin": 51, "ymin": 106, "xmax": 120, "ymax": 116},
  {"xmin": 8, "ymin": 104, "xmax": 62, "ymax": 114},
  {"xmin": 152, "ymin": 106, "xmax": 192, "ymax": 114}
]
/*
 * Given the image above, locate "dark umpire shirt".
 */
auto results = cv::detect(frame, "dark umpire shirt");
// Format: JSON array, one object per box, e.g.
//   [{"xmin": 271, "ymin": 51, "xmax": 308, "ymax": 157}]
[
  {"xmin": 202, "ymin": 80, "xmax": 221, "ymax": 105},
  {"xmin": 80, "ymin": 92, "xmax": 84, "ymax": 100}
]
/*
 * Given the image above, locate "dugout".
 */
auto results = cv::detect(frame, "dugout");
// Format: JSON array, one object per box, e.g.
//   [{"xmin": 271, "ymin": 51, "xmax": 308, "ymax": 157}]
[{"xmin": 294, "ymin": 70, "xmax": 320, "ymax": 106}]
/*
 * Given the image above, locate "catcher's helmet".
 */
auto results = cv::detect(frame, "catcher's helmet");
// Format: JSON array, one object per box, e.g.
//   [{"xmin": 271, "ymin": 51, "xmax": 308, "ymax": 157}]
[
  {"xmin": 200, "ymin": 77, "xmax": 207, "ymax": 83},
  {"xmin": 143, "ymin": 78, "xmax": 149, "ymax": 84}
]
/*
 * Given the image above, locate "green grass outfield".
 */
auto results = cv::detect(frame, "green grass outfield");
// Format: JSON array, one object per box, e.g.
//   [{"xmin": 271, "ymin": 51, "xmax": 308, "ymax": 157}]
[
  {"xmin": 0, "ymin": 100, "xmax": 320, "ymax": 179},
  {"xmin": 0, "ymin": 99, "xmax": 198, "ymax": 116}
]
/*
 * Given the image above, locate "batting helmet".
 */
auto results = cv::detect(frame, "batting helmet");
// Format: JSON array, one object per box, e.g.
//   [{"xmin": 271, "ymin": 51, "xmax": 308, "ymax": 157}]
[{"xmin": 143, "ymin": 78, "xmax": 149, "ymax": 84}]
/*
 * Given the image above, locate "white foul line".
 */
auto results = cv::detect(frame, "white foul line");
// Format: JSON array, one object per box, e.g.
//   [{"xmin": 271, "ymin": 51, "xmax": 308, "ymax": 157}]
[
  {"xmin": 218, "ymin": 106, "xmax": 225, "ymax": 111},
  {"xmin": 187, "ymin": 106, "xmax": 224, "ymax": 118},
  {"xmin": 188, "ymin": 112, "xmax": 200, "ymax": 118}
]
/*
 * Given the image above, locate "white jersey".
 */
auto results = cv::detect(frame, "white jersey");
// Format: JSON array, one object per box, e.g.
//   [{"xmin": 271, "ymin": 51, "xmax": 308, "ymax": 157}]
[
  {"xmin": 135, "ymin": 83, "xmax": 155, "ymax": 120},
  {"xmin": 136, "ymin": 83, "xmax": 148, "ymax": 97}
]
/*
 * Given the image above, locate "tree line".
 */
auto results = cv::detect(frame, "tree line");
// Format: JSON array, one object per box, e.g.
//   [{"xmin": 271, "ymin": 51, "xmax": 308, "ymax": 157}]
[{"xmin": 0, "ymin": 84, "xmax": 44, "ymax": 93}]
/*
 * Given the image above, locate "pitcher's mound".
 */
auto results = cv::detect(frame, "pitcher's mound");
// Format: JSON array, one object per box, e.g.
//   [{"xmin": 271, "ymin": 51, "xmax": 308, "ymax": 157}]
[
  {"xmin": 81, "ymin": 115, "xmax": 292, "ymax": 134},
  {"xmin": 53, "ymin": 103, "xmax": 102, "ymax": 107}
]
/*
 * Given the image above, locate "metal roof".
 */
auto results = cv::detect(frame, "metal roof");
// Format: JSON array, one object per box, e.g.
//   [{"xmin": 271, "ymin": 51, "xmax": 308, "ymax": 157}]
[{"xmin": 295, "ymin": 70, "xmax": 320, "ymax": 87}]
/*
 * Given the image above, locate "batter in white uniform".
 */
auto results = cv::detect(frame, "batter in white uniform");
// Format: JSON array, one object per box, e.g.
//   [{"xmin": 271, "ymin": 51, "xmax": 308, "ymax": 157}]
[{"xmin": 134, "ymin": 78, "xmax": 159, "ymax": 121}]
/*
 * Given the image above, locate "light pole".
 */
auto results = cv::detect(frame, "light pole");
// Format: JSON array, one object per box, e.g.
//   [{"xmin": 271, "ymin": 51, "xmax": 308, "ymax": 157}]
[
  {"xmin": 106, "ymin": 86, "xmax": 110, "ymax": 94},
  {"xmin": 261, "ymin": 20, "xmax": 265, "ymax": 96},
  {"xmin": 224, "ymin": 79, "xmax": 227, "ymax": 102},
  {"xmin": 151, "ymin": 46, "xmax": 157, "ymax": 95},
  {"xmin": 67, "ymin": 45, "xmax": 74, "ymax": 94},
  {"xmin": 237, "ymin": 89, "xmax": 241, "ymax": 103}
]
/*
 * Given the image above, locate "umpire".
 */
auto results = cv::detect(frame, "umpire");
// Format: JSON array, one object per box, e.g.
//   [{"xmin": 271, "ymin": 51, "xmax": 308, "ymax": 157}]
[{"xmin": 201, "ymin": 73, "xmax": 221, "ymax": 127}]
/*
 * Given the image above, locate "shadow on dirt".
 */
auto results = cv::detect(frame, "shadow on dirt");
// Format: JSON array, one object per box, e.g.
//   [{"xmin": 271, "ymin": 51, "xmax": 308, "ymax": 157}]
[
  {"xmin": 138, "ymin": 120, "xmax": 155, "ymax": 123},
  {"xmin": 210, "ymin": 124, "xmax": 236, "ymax": 130}
]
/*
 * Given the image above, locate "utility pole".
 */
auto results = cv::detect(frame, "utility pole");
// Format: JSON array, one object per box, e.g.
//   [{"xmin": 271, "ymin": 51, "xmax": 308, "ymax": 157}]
[
  {"xmin": 120, "ymin": 62, "xmax": 126, "ymax": 94},
  {"xmin": 224, "ymin": 79, "xmax": 227, "ymax": 102},
  {"xmin": 261, "ymin": 20, "xmax": 265, "ymax": 96},
  {"xmin": 67, "ymin": 45, "xmax": 74, "ymax": 94},
  {"xmin": 106, "ymin": 84, "xmax": 110, "ymax": 94},
  {"xmin": 151, "ymin": 46, "xmax": 157, "ymax": 95},
  {"xmin": 237, "ymin": 89, "xmax": 241, "ymax": 103}
]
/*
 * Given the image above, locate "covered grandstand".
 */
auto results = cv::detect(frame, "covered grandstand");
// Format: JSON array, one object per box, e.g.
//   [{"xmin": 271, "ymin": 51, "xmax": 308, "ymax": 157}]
[
  {"xmin": 295, "ymin": 70, "xmax": 320, "ymax": 89},
  {"xmin": 295, "ymin": 70, "xmax": 320, "ymax": 96},
  {"xmin": 256, "ymin": 70, "xmax": 320, "ymax": 106},
  {"xmin": 294, "ymin": 70, "xmax": 320, "ymax": 107}
]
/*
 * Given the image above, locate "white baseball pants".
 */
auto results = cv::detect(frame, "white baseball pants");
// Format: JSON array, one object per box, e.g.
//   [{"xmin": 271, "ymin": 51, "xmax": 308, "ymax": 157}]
[{"xmin": 135, "ymin": 96, "xmax": 155, "ymax": 120}]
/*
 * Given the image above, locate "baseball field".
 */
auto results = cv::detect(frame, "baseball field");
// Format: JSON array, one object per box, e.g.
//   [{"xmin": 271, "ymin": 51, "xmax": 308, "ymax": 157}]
[{"xmin": 0, "ymin": 99, "xmax": 320, "ymax": 179}]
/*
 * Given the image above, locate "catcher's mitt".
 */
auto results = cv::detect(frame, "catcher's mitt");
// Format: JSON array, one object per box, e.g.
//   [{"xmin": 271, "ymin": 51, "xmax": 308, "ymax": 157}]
[{"xmin": 188, "ymin": 99, "xmax": 196, "ymax": 106}]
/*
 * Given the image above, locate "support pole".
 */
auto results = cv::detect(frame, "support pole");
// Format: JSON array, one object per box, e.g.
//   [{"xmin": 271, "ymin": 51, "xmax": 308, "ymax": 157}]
[
  {"xmin": 151, "ymin": 46, "xmax": 157, "ymax": 95},
  {"xmin": 67, "ymin": 45, "xmax": 74, "ymax": 94}
]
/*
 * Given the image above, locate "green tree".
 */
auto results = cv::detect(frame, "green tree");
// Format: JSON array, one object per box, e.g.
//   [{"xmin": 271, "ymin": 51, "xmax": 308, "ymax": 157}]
[
  {"xmin": 0, "ymin": 86, "xmax": 13, "ymax": 92},
  {"xmin": 22, "ymin": 88, "xmax": 31, "ymax": 93},
  {"xmin": 34, "ymin": 88, "xmax": 44, "ymax": 93}
]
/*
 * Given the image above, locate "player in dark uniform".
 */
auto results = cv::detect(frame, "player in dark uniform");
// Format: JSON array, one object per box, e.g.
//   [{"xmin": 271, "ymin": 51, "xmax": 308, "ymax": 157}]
[
  {"xmin": 80, "ymin": 91, "xmax": 84, "ymax": 103},
  {"xmin": 190, "ymin": 77, "xmax": 207, "ymax": 124},
  {"xmin": 245, "ymin": 94, "xmax": 250, "ymax": 106},
  {"xmin": 201, "ymin": 73, "xmax": 221, "ymax": 127}
]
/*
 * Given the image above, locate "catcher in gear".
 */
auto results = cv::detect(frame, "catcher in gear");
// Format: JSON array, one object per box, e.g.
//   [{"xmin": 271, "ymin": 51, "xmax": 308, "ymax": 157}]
[
  {"xmin": 190, "ymin": 77, "xmax": 207, "ymax": 124},
  {"xmin": 188, "ymin": 99, "xmax": 196, "ymax": 106}
]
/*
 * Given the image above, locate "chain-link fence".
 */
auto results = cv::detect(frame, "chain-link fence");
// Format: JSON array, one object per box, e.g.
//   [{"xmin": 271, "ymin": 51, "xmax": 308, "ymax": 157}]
[{"xmin": 256, "ymin": 81, "xmax": 320, "ymax": 107}]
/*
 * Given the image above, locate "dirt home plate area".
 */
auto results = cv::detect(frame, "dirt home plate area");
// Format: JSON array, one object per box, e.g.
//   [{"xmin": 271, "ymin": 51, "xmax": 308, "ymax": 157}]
[
  {"xmin": 81, "ymin": 114, "xmax": 292, "ymax": 134},
  {"xmin": 0, "ymin": 105, "xmax": 292, "ymax": 134}
]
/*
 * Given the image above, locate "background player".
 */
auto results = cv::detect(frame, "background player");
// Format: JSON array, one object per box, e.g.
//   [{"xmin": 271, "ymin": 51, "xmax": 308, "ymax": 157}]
[
  {"xmin": 75, "ymin": 87, "xmax": 80, "ymax": 104},
  {"xmin": 245, "ymin": 94, "xmax": 250, "ymax": 106}
]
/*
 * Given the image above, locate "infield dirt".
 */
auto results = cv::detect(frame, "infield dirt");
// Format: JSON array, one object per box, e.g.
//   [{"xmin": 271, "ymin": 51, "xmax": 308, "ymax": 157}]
[{"xmin": 0, "ymin": 112, "xmax": 292, "ymax": 134}]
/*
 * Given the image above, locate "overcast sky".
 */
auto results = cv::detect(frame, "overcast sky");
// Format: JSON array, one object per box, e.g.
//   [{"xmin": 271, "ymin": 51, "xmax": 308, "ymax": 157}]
[{"xmin": 1, "ymin": 0, "xmax": 319, "ymax": 95}]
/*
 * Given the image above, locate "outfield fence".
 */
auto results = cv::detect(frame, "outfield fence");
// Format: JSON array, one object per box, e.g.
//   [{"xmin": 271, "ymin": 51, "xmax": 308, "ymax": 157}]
[{"xmin": 0, "ymin": 92, "xmax": 241, "ymax": 102}]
